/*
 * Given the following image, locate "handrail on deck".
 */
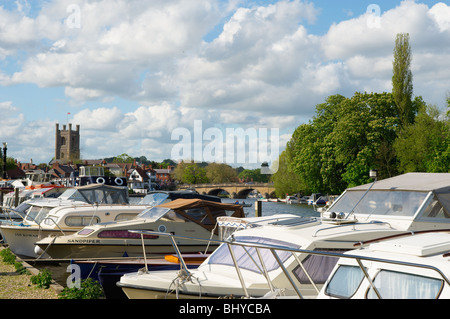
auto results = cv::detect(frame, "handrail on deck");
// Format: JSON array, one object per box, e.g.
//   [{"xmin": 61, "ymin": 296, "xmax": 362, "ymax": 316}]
[{"xmin": 129, "ymin": 230, "xmax": 450, "ymax": 299}]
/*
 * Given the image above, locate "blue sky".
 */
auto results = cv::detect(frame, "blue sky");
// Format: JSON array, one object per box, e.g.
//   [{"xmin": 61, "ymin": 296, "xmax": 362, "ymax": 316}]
[{"xmin": 0, "ymin": 0, "xmax": 449, "ymax": 167}]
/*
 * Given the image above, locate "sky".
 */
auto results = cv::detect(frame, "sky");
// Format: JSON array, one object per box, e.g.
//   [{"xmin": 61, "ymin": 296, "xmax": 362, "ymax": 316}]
[{"xmin": 0, "ymin": 0, "xmax": 449, "ymax": 169}]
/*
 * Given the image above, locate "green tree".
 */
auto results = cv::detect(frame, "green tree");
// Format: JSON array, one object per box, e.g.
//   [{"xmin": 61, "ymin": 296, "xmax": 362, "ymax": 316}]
[
  {"xmin": 394, "ymin": 104, "xmax": 449, "ymax": 173},
  {"xmin": 112, "ymin": 153, "xmax": 134, "ymax": 163},
  {"xmin": 238, "ymin": 168, "xmax": 269, "ymax": 183},
  {"xmin": 205, "ymin": 163, "xmax": 238, "ymax": 183},
  {"xmin": 271, "ymin": 150, "xmax": 304, "ymax": 197},
  {"xmin": 172, "ymin": 161, "xmax": 208, "ymax": 184},
  {"xmin": 0, "ymin": 156, "xmax": 17, "ymax": 178},
  {"xmin": 288, "ymin": 92, "xmax": 400, "ymax": 193},
  {"xmin": 392, "ymin": 33, "xmax": 416, "ymax": 126}
]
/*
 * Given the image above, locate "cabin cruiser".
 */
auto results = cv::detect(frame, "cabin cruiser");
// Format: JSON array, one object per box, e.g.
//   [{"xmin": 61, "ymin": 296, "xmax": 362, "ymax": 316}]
[
  {"xmin": 117, "ymin": 172, "xmax": 450, "ymax": 299},
  {"xmin": 317, "ymin": 232, "xmax": 450, "ymax": 299},
  {"xmin": 286, "ymin": 196, "xmax": 299, "ymax": 204},
  {"xmin": 35, "ymin": 198, "xmax": 245, "ymax": 259},
  {"xmin": 1, "ymin": 187, "xmax": 221, "ymax": 258},
  {"xmin": 0, "ymin": 184, "xmax": 144, "ymax": 258}
]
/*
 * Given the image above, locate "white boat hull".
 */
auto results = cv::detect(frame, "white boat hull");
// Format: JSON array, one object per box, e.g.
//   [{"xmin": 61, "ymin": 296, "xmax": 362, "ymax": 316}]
[{"xmin": 0, "ymin": 225, "xmax": 76, "ymax": 258}]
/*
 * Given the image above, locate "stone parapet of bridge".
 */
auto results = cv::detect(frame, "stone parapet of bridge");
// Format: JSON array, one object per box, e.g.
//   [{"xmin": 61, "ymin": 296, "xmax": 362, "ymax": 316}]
[{"xmin": 178, "ymin": 183, "xmax": 275, "ymax": 199}]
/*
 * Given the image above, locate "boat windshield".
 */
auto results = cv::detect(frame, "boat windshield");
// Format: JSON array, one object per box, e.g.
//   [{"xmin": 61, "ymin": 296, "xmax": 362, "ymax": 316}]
[
  {"xmin": 138, "ymin": 193, "xmax": 169, "ymax": 206},
  {"xmin": 136, "ymin": 207, "xmax": 171, "ymax": 220},
  {"xmin": 329, "ymin": 190, "xmax": 429, "ymax": 217},
  {"xmin": 207, "ymin": 236, "xmax": 299, "ymax": 273},
  {"xmin": 25, "ymin": 205, "xmax": 53, "ymax": 224},
  {"xmin": 59, "ymin": 187, "xmax": 128, "ymax": 204}
]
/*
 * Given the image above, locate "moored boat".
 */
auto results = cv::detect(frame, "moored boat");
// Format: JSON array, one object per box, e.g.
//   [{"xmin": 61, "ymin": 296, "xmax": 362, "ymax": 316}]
[
  {"xmin": 116, "ymin": 172, "xmax": 450, "ymax": 299},
  {"xmin": 36, "ymin": 198, "xmax": 245, "ymax": 259},
  {"xmin": 317, "ymin": 232, "xmax": 450, "ymax": 299}
]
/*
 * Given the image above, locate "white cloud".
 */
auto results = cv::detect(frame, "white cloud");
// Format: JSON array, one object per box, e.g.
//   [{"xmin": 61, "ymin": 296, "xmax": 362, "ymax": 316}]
[{"xmin": 1, "ymin": 0, "xmax": 450, "ymax": 164}]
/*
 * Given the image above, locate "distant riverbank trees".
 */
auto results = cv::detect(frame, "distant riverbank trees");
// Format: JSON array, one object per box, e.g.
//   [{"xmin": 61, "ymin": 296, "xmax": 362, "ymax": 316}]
[{"xmin": 172, "ymin": 160, "xmax": 270, "ymax": 185}]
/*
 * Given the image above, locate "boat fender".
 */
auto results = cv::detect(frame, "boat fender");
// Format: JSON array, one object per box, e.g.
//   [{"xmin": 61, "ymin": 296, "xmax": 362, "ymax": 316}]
[
  {"xmin": 96, "ymin": 177, "xmax": 106, "ymax": 184},
  {"xmin": 34, "ymin": 245, "xmax": 44, "ymax": 256},
  {"xmin": 114, "ymin": 177, "xmax": 124, "ymax": 186}
]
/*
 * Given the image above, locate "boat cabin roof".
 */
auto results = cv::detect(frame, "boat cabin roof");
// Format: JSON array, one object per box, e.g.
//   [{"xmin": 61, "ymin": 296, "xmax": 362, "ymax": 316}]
[
  {"xmin": 350, "ymin": 173, "xmax": 450, "ymax": 192},
  {"xmin": 154, "ymin": 198, "xmax": 245, "ymax": 234},
  {"xmin": 368, "ymin": 232, "xmax": 450, "ymax": 257},
  {"xmin": 58, "ymin": 183, "xmax": 129, "ymax": 204},
  {"xmin": 325, "ymin": 173, "xmax": 450, "ymax": 222}
]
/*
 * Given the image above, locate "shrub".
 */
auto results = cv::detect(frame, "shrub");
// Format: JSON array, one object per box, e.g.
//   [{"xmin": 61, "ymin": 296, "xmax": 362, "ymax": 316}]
[
  {"xmin": 59, "ymin": 278, "xmax": 104, "ymax": 299},
  {"xmin": 0, "ymin": 248, "xmax": 16, "ymax": 264},
  {"xmin": 30, "ymin": 269, "xmax": 53, "ymax": 289}
]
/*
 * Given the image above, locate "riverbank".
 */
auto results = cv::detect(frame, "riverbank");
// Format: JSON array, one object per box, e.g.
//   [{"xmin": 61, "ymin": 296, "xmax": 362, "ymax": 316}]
[{"xmin": 0, "ymin": 247, "xmax": 60, "ymax": 299}]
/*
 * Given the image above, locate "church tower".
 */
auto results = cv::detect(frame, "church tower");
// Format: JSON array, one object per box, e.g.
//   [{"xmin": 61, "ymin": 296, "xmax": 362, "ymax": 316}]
[{"xmin": 55, "ymin": 123, "xmax": 80, "ymax": 163}]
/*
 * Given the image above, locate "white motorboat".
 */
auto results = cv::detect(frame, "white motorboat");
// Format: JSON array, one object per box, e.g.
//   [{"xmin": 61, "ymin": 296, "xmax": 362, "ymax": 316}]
[
  {"xmin": 1, "ymin": 188, "xmax": 221, "ymax": 259},
  {"xmin": 0, "ymin": 184, "xmax": 145, "ymax": 258},
  {"xmin": 117, "ymin": 172, "xmax": 450, "ymax": 299},
  {"xmin": 286, "ymin": 196, "xmax": 299, "ymax": 204},
  {"xmin": 35, "ymin": 198, "xmax": 245, "ymax": 259},
  {"xmin": 317, "ymin": 232, "xmax": 450, "ymax": 299}
]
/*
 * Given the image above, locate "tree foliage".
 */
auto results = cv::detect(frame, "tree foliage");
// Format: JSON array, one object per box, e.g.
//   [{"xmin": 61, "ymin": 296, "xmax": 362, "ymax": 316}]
[
  {"xmin": 394, "ymin": 104, "xmax": 449, "ymax": 173},
  {"xmin": 205, "ymin": 163, "xmax": 238, "ymax": 183},
  {"xmin": 172, "ymin": 161, "xmax": 208, "ymax": 184},
  {"xmin": 287, "ymin": 92, "xmax": 400, "ymax": 194},
  {"xmin": 238, "ymin": 168, "xmax": 270, "ymax": 183},
  {"xmin": 271, "ymin": 150, "xmax": 304, "ymax": 197},
  {"xmin": 392, "ymin": 33, "xmax": 416, "ymax": 126},
  {"xmin": 112, "ymin": 153, "xmax": 134, "ymax": 163}
]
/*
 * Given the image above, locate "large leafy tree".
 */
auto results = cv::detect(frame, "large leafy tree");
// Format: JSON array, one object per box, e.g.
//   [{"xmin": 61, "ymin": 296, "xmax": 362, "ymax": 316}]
[
  {"xmin": 394, "ymin": 104, "xmax": 449, "ymax": 173},
  {"xmin": 288, "ymin": 92, "xmax": 400, "ymax": 194},
  {"xmin": 271, "ymin": 150, "xmax": 304, "ymax": 197},
  {"xmin": 172, "ymin": 161, "xmax": 208, "ymax": 184},
  {"xmin": 205, "ymin": 163, "xmax": 238, "ymax": 183}
]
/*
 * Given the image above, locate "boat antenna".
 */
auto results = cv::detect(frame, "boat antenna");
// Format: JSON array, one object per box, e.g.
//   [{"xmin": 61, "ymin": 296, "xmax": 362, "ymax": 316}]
[{"xmin": 346, "ymin": 170, "xmax": 377, "ymax": 220}]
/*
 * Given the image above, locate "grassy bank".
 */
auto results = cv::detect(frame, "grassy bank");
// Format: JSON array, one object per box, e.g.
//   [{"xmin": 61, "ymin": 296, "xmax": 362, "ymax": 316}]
[{"xmin": 0, "ymin": 247, "xmax": 59, "ymax": 299}]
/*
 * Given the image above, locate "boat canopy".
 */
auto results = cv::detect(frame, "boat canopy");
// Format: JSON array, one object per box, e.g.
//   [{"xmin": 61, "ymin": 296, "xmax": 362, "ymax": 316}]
[
  {"xmin": 58, "ymin": 184, "xmax": 129, "ymax": 205},
  {"xmin": 328, "ymin": 173, "xmax": 450, "ymax": 220},
  {"xmin": 138, "ymin": 190, "xmax": 221, "ymax": 206},
  {"xmin": 137, "ymin": 198, "xmax": 245, "ymax": 233}
]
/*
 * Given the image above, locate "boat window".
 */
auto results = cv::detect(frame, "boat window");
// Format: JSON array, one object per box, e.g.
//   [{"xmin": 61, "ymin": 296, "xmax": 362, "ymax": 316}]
[
  {"xmin": 98, "ymin": 230, "xmax": 158, "ymax": 239},
  {"xmin": 103, "ymin": 189, "xmax": 127, "ymax": 204},
  {"xmin": 366, "ymin": 270, "xmax": 443, "ymax": 299},
  {"xmin": 329, "ymin": 190, "xmax": 428, "ymax": 217},
  {"xmin": 59, "ymin": 188, "xmax": 85, "ymax": 202},
  {"xmin": 293, "ymin": 249, "xmax": 347, "ymax": 284},
  {"xmin": 136, "ymin": 207, "xmax": 171, "ymax": 220},
  {"xmin": 33, "ymin": 207, "xmax": 52, "ymax": 224},
  {"xmin": 184, "ymin": 208, "xmax": 210, "ymax": 223},
  {"xmin": 324, "ymin": 265, "xmax": 365, "ymax": 298},
  {"xmin": 115, "ymin": 213, "xmax": 138, "ymax": 221},
  {"xmin": 65, "ymin": 216, "xmax": 100, "ymax": 226},
  {"xmin": 207, "ymin": 236, "xmax": 299, "ymax": 273},
  {"xmin": 12, "ymin": 202, "xmax": 32, "ymax": 218},
  {"xmin": 138, "ymin": 193, "xmax": 169, "ymax": 206},
  {"xmin": 24, "ymin": 206, "xmax": 52, "ymax": 224},
  {"xmin": 208, "ymin": 208, "xmax": 236, "ymax": 223},
  {"xmin": 421, "ymin": 198, "xmax": 449, "ymax": 219},
  {"xmin": 78, "ymin": 228, "xmax": 94, "ymax": 235}
]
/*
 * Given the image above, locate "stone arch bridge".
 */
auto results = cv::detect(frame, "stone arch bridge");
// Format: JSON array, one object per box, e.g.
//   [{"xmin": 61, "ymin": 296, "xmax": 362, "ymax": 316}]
[{"xmin": 178, "ymin": 183, "xmax": 276, "ymax": 199}]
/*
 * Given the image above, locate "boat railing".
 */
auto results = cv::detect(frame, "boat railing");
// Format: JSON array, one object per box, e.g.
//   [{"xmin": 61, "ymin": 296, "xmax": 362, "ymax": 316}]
[
  {"xmin": 0, "ymin": 206, "xmax": 26, "ymax": 223},
  {"xmin": 312, "ymin": 220, "xmax": 393, "ymax": 237},
  {"xmin": 128, "ymin": 230, "xmax": 450, "ymax": 299}
]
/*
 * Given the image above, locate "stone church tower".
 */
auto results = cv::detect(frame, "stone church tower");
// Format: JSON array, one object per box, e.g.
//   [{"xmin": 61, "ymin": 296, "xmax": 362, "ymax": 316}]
[{"xmin": 55, "ymin": 123, "xmax": 80, "ymax": 163}]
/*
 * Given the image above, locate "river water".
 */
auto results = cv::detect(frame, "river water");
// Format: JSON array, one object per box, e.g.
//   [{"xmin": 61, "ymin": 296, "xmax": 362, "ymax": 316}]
[{"xmin": 221, "ymin": 197, "xmax": 320, "ymax": 218}]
